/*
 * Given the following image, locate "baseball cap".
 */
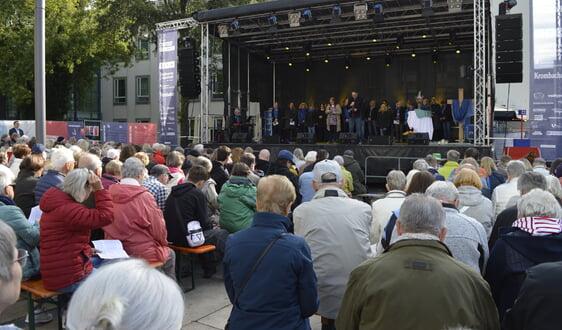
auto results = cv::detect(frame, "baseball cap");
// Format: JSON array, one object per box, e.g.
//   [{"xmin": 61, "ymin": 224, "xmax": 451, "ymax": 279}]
[
  {"xmin": 277, "ymin": 150, "xmax": 294, "ymax": 164},
  {"xmin": 313, "ymin": 160, "xmax": 342, "ymax": 184},
  {"xmin": 150, "ymin": 165, "xmax": 173, "ymax": 180},
  {"xmin": 188, "ymin": 149, "xmax": 201, "ymax": 157},
  {"xmin": 31, "ymin": 144, "xmax": 50, "ymax": 154}
]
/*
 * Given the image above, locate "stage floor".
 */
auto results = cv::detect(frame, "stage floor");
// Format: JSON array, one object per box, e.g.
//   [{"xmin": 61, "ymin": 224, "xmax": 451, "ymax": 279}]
[{"xmin": 208, "ymin": 142, "xmax": 493, "ymax": 183}]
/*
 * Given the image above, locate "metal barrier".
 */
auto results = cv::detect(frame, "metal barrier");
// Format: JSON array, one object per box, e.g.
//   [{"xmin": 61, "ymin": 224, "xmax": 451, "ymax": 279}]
[{"xmin": 364, "ymin": 155, "xmax": 419, "ymax": 185}]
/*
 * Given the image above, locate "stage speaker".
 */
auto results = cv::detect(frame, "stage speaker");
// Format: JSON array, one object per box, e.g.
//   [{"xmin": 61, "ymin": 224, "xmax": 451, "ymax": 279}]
[
  {"xmin": 263, "ymin": 136, "xmax": 280, "ymax": 144},
  {"xmin": 495, "ymin": 14, "xmax": 522, "ymax": 83},
  {"xmin": 178, "ymin": 43, "xmax": 201, "ymax": 98},
  {"xmin": 338, "ymin": 132, "xmax": 358, "ymax": 144},
  {"xmin": 368, "ymin": 136, "xmax": 392, "ymax": 145},
  {"xmin": 231, "ymin": 132, "xmax": 248, "ymax": 143},
  {"xmin": 296, "ymin": 132, "xmax": 315, "ymax": 144},
  {"xmin": 407, "ymin": 133, "xmax": 429, "ymax": 145}
]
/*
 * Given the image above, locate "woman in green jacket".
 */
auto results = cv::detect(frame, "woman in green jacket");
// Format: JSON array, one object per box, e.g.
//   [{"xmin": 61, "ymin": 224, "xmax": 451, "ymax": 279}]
[{"xmin": 218, "ymin": 163, "xmax": 256, "ymax": 233}]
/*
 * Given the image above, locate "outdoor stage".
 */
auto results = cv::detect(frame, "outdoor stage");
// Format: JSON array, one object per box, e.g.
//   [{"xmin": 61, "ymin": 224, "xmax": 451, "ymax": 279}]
[{"xmin": 208, "ymin": 142, "xmax": 492, "ymax": 183}]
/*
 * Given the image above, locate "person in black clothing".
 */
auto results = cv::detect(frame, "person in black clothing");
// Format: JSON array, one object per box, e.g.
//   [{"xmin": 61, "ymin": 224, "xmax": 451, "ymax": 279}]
[
  {"xmin": 439, "ymin": 100, "xmax": 454, "ymax": 143},
  {"xmin": 164, "ymin": 166, "xmax": 229, "ymax": 278},
  {"xmin": 255, "ymin": 149, "xmax": 271, "ymax": 174},
  {"xmin": 268, "ymin": 150, "xmax": 301, "ymax": 209},
  {"xmin": 301, "ymin": 149, "xmax": 329, "ymax": 174},
  {"xmin": 376, "ymin": 101, "xmax": 393, "ymax": 136},
  {"xmin": 305, "ymin": 104, "xmax": 318, "ymax": 138},
  {"xmin": 348, "ymin": 91, "xmax": 366, "ymax": 143},
  {"xmin": 316, "ymin": 104, "xmax": 327, "ymax": 142},
  {"xmin": 366, "ymin": 100, "xmax": 378, "ymax": 139},
  {"xmin": 210, "ymin": 146, "xmax": 231, "ymax": 193},
  {"xmin": 430, "ymin": 98, "xmax": 442, "ymax": 141},
  {"xmin": 489, "ymin": 172, "xmax": 548, "ymax": 250},
  {"xmin": 391, "ymin": 101, "xmax": 405, "ymax": 143}
]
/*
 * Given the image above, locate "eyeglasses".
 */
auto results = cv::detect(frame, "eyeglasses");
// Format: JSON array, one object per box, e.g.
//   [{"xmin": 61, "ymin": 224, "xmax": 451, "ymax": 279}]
[{"xmin": 14, "ymin": 249, "xmax": 28, "ymax": 267}]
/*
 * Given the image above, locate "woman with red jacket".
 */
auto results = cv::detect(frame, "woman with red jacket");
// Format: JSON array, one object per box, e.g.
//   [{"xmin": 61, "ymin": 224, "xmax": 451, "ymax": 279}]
[{"xmin": 39, "ymin": 169, "xmax": 114, "ymax": 292}]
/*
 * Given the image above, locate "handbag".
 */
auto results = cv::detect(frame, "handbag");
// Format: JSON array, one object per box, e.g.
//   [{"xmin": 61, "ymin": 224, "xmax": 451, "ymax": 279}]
[
  {"xmin": 186, "ymin": 221, "xmax": 205, "ymax": 247},
  {"xmin": 224, "ymin": 232, "xmax": 287, "ymax": 330}
]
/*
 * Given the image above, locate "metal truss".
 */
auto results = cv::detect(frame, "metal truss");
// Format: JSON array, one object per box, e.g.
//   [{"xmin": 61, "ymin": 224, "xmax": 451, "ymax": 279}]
[
  {"xmin": 156, "ymin": 18, "xmax": 197, "ymax": 31},
  {"xmin": 200, "ymin": 23, "xmax": 210, "ymax": 143},
  {"xmin": 473, "ymin": 0, "xmax": 487, "ymax": 145}
]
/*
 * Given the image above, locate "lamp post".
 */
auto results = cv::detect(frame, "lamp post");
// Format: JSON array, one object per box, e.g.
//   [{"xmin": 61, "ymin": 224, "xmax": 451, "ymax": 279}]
[{"xmin": 34, "ymin": 0, "xmax": 46, "ymax": 143}]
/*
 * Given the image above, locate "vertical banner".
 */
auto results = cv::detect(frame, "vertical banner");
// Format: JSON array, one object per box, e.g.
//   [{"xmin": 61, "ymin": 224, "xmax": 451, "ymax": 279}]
[
  {"xmin": 529, "ymin": 1, "xmax": 562, "ymax": 160},
  {"xmin": 157, "ymin": 29, "xmax": 179, "ymax": 148}
]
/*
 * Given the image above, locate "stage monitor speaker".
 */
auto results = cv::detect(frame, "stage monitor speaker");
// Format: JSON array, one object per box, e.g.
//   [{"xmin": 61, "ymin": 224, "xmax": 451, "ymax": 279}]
[
  {"xmin": 407, "ymin": 133, "xmax": 429, "ymax": 145},
  {"xmin": 296, "ymin": 132, "xmax": 315, "ymax": 144},
  {"xmin": 338, "ymin": 132, "xmax": 358, "ymax": 144},
  {"xmin": 494, "ymin": 111, "xmax": 517, "ymax": 121},
  {"xmin": 495, "ymin": 14, "xmax": 523, "ymax": 83},
  {"xmin": 262, "ymin": 136, "xmax": 280, "ymax": 144},
  {"xmin": 231, "ymin": 132, "xmax": 248, "ymax": 143},
  {"xmin": 368, "ymin": 136, "xmax": 392, "ymax": 145}
]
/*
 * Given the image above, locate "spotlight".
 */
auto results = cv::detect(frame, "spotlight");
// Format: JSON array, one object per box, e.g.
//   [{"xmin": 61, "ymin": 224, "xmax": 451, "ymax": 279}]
[
  {"xmin": 366, "ymin": 56, "xmax": 372, "ymax": 61},
  {"xmin": 218, "ymin": 24, "xmax": 229, "ymax": 38},
  {"xmin": 327, "ymin": 41, "xmax": 333, "ymax": 47},
  {"xmin": 305, "ymin": 60, "xmax": 312, "ymax": 72},
  {"xmin": 303, "ymin": 42, "xmax": 312, "ymax": 56},
  {"xmin": 285, "ymin": 46, "xmax": 290, "ymax": 51},
  {"xmin": 447, "ymin": 0, "xmax": 462, "ymax": 13},
  {"xmin": 432, "ymin": 49, "xmax": 439, "ymax": 63},
  {"xmin": 455, "ymin": 47, "xmax": 461, "ymax": 54},
  {"xmin": 354, "ymin": 3, "xmax": 368, "ymax": 21},
  {"xmin": 324, "ymin": 57, "xmax": 329, "ymax": 64},
  {"xmin": 411, "ymin": 49, "xmax": 416, "ymax": 58},
  {"xmin": 448, "ymin": 32, "xmax": 456, "ymax": 45},
  {"xmin": 288, "ymin": 12, "xmax": 301, "ymax": 27},
  {"xmin": 385, "ymin": 53, "xmax": 391, "ymax": 67},
  {"xmin": 422, "ymin": 33, "xmax": 427, "ymax": 39},
  {"xmin": 300, "ymin": 9, "xmax": 313, "ymax": 24},
  {"xmin": 331, "ymin": 6, "xmax": 342, "ymax": 23},
  {"xmin": 265, "ymin": 48, "xmax": 272, "ymax": 60},
  {"xmin": 422, "ymin": 0, "xmax": 434, "ymax": 17},
  {"xmin": 288, "ymin": 61, "xmax": 293, "ymax": 67},
  {"xmin": 396, "ymin": 36, "xmax": 404, "ymax": 49},
  {"xmin": 373, "ymin": 3, "xmax": 384, "ymax": 23},
  {"xmin": 344, "ymin": 56, "xmax": 351, "ymax": 70}
]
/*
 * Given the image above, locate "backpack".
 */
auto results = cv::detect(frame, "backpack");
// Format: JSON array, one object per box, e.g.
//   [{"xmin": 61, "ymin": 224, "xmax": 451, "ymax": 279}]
[{"xmin": 186, "ymin": 221, "xmax": 205, "ymax": 247}]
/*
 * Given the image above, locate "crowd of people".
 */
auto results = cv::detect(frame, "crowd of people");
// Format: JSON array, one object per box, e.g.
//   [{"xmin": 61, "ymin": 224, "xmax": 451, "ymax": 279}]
[
  {"xmin": 267, "ymin": 91, "xmax": 454, "ymax": 144},
  {"xmin": 1, "ymin": 132, "xmax": 562, "ymax": 329}
]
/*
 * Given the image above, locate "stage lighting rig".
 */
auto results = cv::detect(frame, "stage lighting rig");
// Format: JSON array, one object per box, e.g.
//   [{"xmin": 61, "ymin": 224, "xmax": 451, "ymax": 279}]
[
  {"xmin": 288, "ymin": 11, "xmax": 301, "ymax": 27},
  {"xmin": 344, "ymin": 56, "xmax": 351, "ymax": 70},
  {"xmin": 373, "ymin": 3, "xmax": 384, "ymax": 23},
  {"xmin": 268, "ymin": 15, "xmax": 279, "ymax": 32},
  {"xmin": 411, "ymin": 49, "xmax": 416, "ymax": 58},
  {"xmin": 300, "ymin": 9, "xmax": 313, "ymax": 25},
  {"xmin": 303, "ymin": 42, "xmax": 312, "ymax": 57},
  {"xmin": 218, "ymin": 24, "xmax": 229, "ymax": 38},
  {"xmin": 432, "ymin": 49, "xmax": 439, "ymax": 64},
  {"xmin": 422, "ymin": 0, "xmax": 434, "ymax": 17},
  {"xmin": 230, "ymin": 20, "xmax": 241, "ymax": 36},
  {"xmin": 447, "ymin": 0, "xmax": 462, "ymax": 13},
  {"xmin": 499, "ymin": 0, "xmax": 517, "ymax": 15},
  {"xmin": 354, "ymin": 3, "xmax": 368, "ymax": 21},
  {"xmin": 385, "ymin": 53, "xmax": 391, "ymax": 67},
  {"xmin": 331, "ymin": 6, "xmax": 342, "ymax": 24}
]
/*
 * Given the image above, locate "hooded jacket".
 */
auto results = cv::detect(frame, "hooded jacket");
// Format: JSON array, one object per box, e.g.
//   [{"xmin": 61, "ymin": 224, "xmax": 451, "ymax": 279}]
[
  {"xmin": 39, "ymin": 189, "xmax": 113, "ymax": 290},
  {"xmin": 342, "ymin": 155, "xmax": 366, "ymax": 195},
  {"xmin": 218, "ymin": 176, "xmax": 256, "ymax": 233},
  {"xmin": 14, "ymin": 169, "xmax": 40, "ymax": 218},
  {"xmin": 485, "ymin": 226, "xmax": 562, "ymax": 320},
  {"xmin": 457, "ymin": 185, "xmax": 495, "ymax": 238},
  {"xmin": 0, "ymin": 196, "xmax": 40, "ymax": 280},
  {"xmin": 105, "ymin": 183, "xmax": 169, "ymax": 263}
]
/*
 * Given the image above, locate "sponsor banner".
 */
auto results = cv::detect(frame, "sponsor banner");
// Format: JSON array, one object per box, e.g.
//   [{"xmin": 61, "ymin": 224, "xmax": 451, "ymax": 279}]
[
  {"xmin": 102, "ymin": 122, "xmax": 128, "ymax": 144},
  {"xmin": 67, "ymin": 121, "xmax": 85, "ymax": 141},
  {"xmin": 46, "ymin": 121, "xmax": 68, "ymax": 141},
  {"xmin": 128, "ymin": 123, "xmax": 157, "ymax": 145},
  {"xmin": 157, "ymin": 28, "xmax": 179, "ymax": 147}
]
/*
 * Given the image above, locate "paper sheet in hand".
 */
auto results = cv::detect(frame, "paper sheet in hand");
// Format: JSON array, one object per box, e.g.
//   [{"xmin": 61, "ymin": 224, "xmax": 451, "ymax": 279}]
[
  {"xmin": 28, "ymin": 206, "xmax": 42, "ymax": 225},
  {"xmin": 92, "ymin": 240, "xmax": 129, "ymax": 259}
]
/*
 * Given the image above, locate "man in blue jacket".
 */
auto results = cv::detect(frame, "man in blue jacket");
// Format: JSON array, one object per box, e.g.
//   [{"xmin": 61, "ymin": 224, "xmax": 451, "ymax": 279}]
[{"xmin": 223, "ymin": 175, "xmax": 319, "ymax": 330}]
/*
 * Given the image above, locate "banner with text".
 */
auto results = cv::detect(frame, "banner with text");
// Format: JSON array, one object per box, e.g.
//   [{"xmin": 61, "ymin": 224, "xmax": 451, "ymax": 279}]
[
  {"xmin": 128, "ymin": 123, "xmax": 157, "ymax": 145},
  {"xmin": 158, "ymin": 28, "xmax": 179, "ymax": 148},
  {"xmin": 46, "ymin": 121, "xmax": 68, "ymax": 141},
  {"xmin": 529, "ymin": 1, "xmax": 562, "ymax": 160},
  {"xmin": 102, "ymin": 122, "xmax": 128, "ymax": 144},
  {"xmin": 67, "ymin": 121, "xmax": 84, "ymax": 141}
]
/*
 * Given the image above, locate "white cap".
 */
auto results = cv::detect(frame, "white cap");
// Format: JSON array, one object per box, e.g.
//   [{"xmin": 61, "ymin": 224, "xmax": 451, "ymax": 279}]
[{"xmin": 313, "ymin": 160, "xmax": 342, "ymax": 184}]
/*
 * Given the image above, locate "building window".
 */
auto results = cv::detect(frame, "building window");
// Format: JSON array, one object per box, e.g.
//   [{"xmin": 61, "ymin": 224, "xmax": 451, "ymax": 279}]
[
  {"xmin": 136, "ymin": 76, "xmax": 150, "ymax": 103},
  {"xmin": 136, "ymin": 39, "xmax": 150, "ymax": 60},
  {"xmin": 113, "ymin": 78, "xmax": 126, "ymax": 104}
]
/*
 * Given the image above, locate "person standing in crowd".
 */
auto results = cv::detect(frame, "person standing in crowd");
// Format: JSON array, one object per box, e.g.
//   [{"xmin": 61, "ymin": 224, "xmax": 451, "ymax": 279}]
[
  {"xmin": 294, "ymin": 160, "xmax": 371, "ymax": 330},
  {"xmin": 223, "ymin": 175, "xmax": 319, "ymax": 329},
  {"xmin": 366, "ymin": 100, "xmax": 377, "ymax": 139},
  {"xmin": 218, "ymin": 163, "xmax": 257, "ymax": 233},
  {"xmin": 325, "ymin": 97, "xmax": 341, "ymax": 144},
  {"xmin": 337, "ymin": 194, "xmax": 499, "ymax": 329},
  {"xmin": 9, "ymin": 121, "xmax": 24, "ymax": 143},
  {"xmin": 348, "ymin": 91, "xmax": 365, "ymax": 143},
  {"xmin": 165, "ymin": 166, "xmax": 229, "ymax": 279},
  {"xmin": 40, "ymin": 169, "xmax": 114, "ymax": 292},
  {"xmin": 391, "ymin": 101, "xmax": 405, "ymax": 143}
]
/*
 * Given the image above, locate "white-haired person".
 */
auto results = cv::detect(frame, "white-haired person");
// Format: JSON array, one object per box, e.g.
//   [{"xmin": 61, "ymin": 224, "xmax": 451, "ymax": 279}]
[
  {"xmin": 485, "ymin": 188, "xmax": 562, "ymax": 321},
  {"xmin": 66, "ymin": 259, "xmax": 184, "ymax": 330},
  {"xmin": 105, "ymin": 158, "xmax": 175, "ymax": 279},
  {"xmin": 0, "ymin": 220, "xmax": 24, "ymax": 317},
  {"xmin": 34, "ymin": 147, "xmax": 75, "ymax": 203},
  {"xmin": 40, "ymin": 169, "xmax": 114, "ymax": 292}
]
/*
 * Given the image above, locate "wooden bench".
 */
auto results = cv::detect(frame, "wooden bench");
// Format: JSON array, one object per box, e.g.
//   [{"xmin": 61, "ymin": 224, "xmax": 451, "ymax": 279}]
[
  {"xmin": 20, "ymin": 279, "xmax": 65, "ymax": 330},
  {"xmin": 168, "ymin": 244, "xmax": 216, "ymax": 292}
]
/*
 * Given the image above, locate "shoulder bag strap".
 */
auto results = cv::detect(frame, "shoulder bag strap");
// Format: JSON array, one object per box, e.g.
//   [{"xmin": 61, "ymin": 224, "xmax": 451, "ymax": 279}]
[{"xmin": 232, "ymin": 232, "xmax": 287, "ymax": 307}]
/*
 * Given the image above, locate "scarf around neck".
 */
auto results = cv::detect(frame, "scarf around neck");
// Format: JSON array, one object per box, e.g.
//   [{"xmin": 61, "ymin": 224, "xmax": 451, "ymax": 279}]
[{"xmin": 512, "ymin": 216, "xmax": 562, "ymax": 236}]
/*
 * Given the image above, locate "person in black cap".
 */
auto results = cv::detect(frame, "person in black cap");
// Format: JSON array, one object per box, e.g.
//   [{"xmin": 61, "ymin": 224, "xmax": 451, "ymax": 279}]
[{"xmin": 31, "ymin": 144, "xmax": 49, "ymax": 160}]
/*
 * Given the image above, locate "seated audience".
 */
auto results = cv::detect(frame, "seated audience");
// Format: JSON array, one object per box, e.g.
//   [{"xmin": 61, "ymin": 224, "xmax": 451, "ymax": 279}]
[
  {"xmin": 66, "ymin": 259, "xmax": 184, "ymax": 330},
  {"xmin": 40, "ymin": 169, "xmax": 113, "ymax": 292},
  {"xmin": 0, "ymin": 220, "xmax": 24, "ymax": 316},
  {"xmin": 105, "ymin": 158, "xmax": 175, "ymax": 279},
  {"xmin": 454, "ymin": 168, "xmax": 494, "ymax": 238},
  {"xmin": 14, "ymin": 155, "xmax": 44, "ymax": 218},
  {"xmin": 485, "ymin": 189, "xmax": 562, "ymax": 320},
  {"xmin": 492, "ymin": 160, "xmax": 526, "ymax": 216},
  {"xmin": 101, "ymin": 159, "xmax": 122, "ymax": 190},
  {"xmin": 371, "ymin": 170, "xmax": 407, "ymax": 247},
  {"xmin": 218, "ymin": 163, "xmax": 257, "ymax": 233},
  {"xmin": 223, "ymin": 175, "xmax": 319, "ymax": 329},
  {"xmin": 142, "ymin": 164, "xmax": 171, "ymax": 213},
  {"xmin": 336, "ymin": 194, "xmax": 499, "ymax": 329},
  {"xmin": 437, "ymin": 149, "xmax": 460, "ymax": 180},
  {"xmin": 481, "ymin": 156, "xmax": 506, "ymax": 192},
  {"xmin": 35, "ymin": 147, "xmax": 75, "ymax": 203}
]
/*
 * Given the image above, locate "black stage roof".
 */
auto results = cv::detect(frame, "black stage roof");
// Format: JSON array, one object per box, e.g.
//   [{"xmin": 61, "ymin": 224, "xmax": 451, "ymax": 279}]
[{"xmin": 193, "ymin": 0, "xmax": 486, "ymax": 63}]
